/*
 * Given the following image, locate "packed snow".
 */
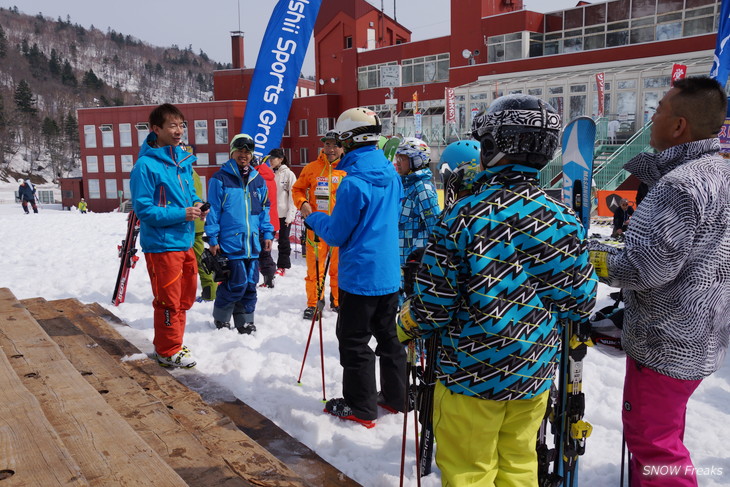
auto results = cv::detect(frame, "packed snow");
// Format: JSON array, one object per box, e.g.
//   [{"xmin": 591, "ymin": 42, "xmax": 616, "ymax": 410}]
[{"xmin": 0, "ymin": 186, "xmax": 728, "ymax": 487}]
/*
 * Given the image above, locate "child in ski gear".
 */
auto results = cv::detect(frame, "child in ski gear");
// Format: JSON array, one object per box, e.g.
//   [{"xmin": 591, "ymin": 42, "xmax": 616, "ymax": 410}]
[
  {"xmin": 130, "ymin": 103, "xmax": 206, "ymax": 368},
  {"xmin": 253, "ymin": 154, "xmax": 279, "ymax": 288},
  {"xmin": 77, "ymin": 198, "xmax": 88, "ymax": 214},
  {"xmin": 306, "ymin": 107, "xmax": 407, "ymax": 426},
  {"xmin": 611, "ymin": 198, "xmax": 634, "ymax": 239},
  {"xmin": 398, "ymin": 95, "xmax": 597, "ymax": 485},
  {"xmin": 205, "ymin": 134, "xmax": 274, "ymax": 335},
  {"xmin": 292, "ymin": 130, "xmax": 346, "ymax": 318},
  {"xmin": 267, "ymin": 148, "xmax": 297, "ymax": 275},
  {"xmin": 394, "ymin": 138, "xmax": 441, "ymax": 292},
  {"xmin": 192, "ymin": 170, "xmax": 217, "ymax": 302},
  {"xmin": 18, "ymin": 179, "xmax": 38, "ymax": 214},
  {"xmin": 589, "ymin": 76, "xmax": 730, "ymax": 487}
]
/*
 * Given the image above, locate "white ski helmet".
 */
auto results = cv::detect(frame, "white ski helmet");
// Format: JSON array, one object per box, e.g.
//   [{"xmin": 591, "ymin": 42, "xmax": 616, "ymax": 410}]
[
  {"xmin": 335, "ymin": 107, "xmax": 382, "ymax": 151},
  {"xmin": 395, "ymin": 137, "xmax": 431, "ymax": 172},
  {"xmin": 471, "ymin": 94, "xmax": 561, "ymax": 170}
]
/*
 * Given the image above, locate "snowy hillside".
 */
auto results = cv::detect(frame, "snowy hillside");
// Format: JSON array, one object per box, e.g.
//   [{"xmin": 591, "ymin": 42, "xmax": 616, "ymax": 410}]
[{"xmin": 0, "ymin": 193, "xmax": 728, "ymax": 487}]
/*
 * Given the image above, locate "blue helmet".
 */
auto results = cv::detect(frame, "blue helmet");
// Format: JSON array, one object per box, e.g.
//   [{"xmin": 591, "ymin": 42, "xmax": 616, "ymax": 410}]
[
  {"xmin": 395, "ymin": 137, "xmax": 431, "ymax": 172},
  {"xmin": 440, "ymin": 140, "xmax": 481, "ymax": 171}
]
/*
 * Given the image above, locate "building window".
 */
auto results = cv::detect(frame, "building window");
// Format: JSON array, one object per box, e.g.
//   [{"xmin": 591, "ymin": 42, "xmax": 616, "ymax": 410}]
[
  {"xmin": 100, "ymin": 124, "xmax": 114, "ymax": 147},
  {"xmin": 358, "ymin": 61, "xmax": 400, "ymax": 90},
  {"xmin": 214, "ymin": 119, "xmax": 228, "ymax": 144},
  {"xmin": 196, "ymin": 153, "xmax": 209, "ymax": 165},
  {"xmin": 119, "ymin": 123, "xmax": 132, "ymax": 147},
  {"xmin": 216, "ymin": 152, "xmax": 228, "ymax": 164},
  {"xmin": 284, "ymin": 148, "xmax": 292, "ymax": 164},
  {"xmin": 300, "ymin": 147, "xmax": 309, "ymax": 164},
  {"xmin": 84, "ymin": 125, "xmax": 96, "ymax": 148},
  {"xmin": 103, "ymin": 155, "xmax": 116, "ymax": 172},
  {"xmin": 488, "ymin": 33, "xmax": 524, "ymax": 62},
  {"xmin": 105, "ymin": 179, "xmax": 118, "ymax": 199},
  {"xmin": 86, "ymin": 155, "xmax": 99, "ymax": 173},
  {"xmin": 87, "ymin": 179, "xmax": 100, "ymax": 199},
  {"xmin": 197, "ymin": 176, "xmax": 207, "ymax": 201},
  {"xmin": 135, "ymin": 122, "xmax": 149, "ymax": 146},
  {"xmin": 121, "ymin": 155, "xmax": 134, "ymax": 172},
  {"xmin": 344, "ymin": 36, "xmax": 353, "ymax": 49},
  {"xmin": 195, "ymin": 120, "xmax": 208, "ymax": 145},
  {"xmin": 299, "ymin": 119, "xmax": 308, "ymax": 137},
  {"xmin": 317, "ymin": 118, "xmax": 335, "ymax": 136},
  {"xmin": 122, "ymin": 179, "xmax": 131, "ymax": 198},
  {"xmin": 283, "ymin": 121, "xmax": 291, "ymax": 137},
  {"xmin": 401, "ymin": 55, "xmax": 449, "ymax": 85}
]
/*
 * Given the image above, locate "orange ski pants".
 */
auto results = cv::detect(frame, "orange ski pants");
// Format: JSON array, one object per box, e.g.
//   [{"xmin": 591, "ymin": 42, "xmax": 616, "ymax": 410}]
[
  {"xmin": 144, "ymin": 249, "xmax": 198, "ymax": 357},
  {"xmin": 305, "ymin": 229, "xmax": 339, "ymax": 308}
]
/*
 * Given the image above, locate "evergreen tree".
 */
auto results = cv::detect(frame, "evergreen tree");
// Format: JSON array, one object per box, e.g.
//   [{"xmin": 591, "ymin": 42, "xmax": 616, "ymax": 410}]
[
  {"xmin": 82, "ymin": 69, "xmax": 104, "ymax": 90},
  {"xmin": 0, "ymin": 25, "xmax": 7, "ymax": 58},
  {"xmin": 14, "ymin": 80, "xmax": 37, "ymax": 116},
  {"xmin": 61, "ymin": 60, "xmax": 77, "ymax": 87},
  {"xmin": 49, "ymin": 49, "xmax": 61, "ymax": 76},
  {"xmin": 64, "ymin": 112, "xmax": 78, "ymax": 143},
  {"xmin": 41, "ymin": 116, "xmax": 60, "ymax": 138}
]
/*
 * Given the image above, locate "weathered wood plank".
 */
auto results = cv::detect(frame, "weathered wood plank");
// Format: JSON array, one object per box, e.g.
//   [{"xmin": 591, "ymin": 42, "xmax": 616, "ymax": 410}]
[
  {"xmin": 85, "ymin": 303, "xmax": 363, "ymax": 487},
  {"xmin": 23, "ymin": 299, "xmax": 251, "ymax": 487},
  {"xmin": 0, "ymin": 289, "xmax": 189, "ymax": 487},
  {"xmin": 36, "ymin": 298, "xmax": 312, "ymax": 487},
  {"xmin": 0, "ymin": 345, "xmax": 88, "ymax": 486}
]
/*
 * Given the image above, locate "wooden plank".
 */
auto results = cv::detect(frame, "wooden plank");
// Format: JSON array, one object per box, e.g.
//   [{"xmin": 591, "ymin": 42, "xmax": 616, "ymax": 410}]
[
  {"xmin": 0, "ymin": 349, "xmax": 88, "ymax": 486},
  {"xmin": 23, "ymin": 300, "xmax": 251, "ymax": 487},
  {"xmin": 85, "ymin": 303, "xmax": 363, "ymax": 487},
  {"xmin": 36, "ymin": 298, "xmax": 312, "ymax": 487},
  {"xmin": 0, "ymin": 289, "xmax": 189, "ymax": 487}
]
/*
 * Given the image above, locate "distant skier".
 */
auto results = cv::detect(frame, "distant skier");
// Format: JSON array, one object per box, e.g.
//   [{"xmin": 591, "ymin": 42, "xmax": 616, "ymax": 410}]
[
  {"xmin": 18, "ymin": 179, "xmax": 38, "ymax": 214},
  {"xmin": 77, "ymin": 198, "xmax": 88, "ymax": 214},
  {"xmin": 589, "ymin": 76, "xmax": 730, "ymax": 487},
  {"xmin": 397, "ymin": 95, "xmax": 597, "ymax": 485}
]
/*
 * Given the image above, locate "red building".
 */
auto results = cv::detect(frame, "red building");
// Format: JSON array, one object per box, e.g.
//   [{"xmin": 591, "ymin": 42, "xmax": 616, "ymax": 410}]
[{"xmin": 74, "ymin": 0, "xmax": 720, "ymax": 212}]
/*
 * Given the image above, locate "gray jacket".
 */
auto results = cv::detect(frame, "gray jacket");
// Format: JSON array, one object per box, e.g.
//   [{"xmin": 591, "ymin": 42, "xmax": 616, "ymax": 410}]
[{"xmin": 594, "ymin": 138, "xmax": 730, "ymax": 380}]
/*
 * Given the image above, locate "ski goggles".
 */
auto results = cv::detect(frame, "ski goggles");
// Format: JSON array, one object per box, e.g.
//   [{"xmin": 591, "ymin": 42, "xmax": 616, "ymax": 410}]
[{"xmin": 230, "ymin": 137, "xmax": 255, "ymax": 152}]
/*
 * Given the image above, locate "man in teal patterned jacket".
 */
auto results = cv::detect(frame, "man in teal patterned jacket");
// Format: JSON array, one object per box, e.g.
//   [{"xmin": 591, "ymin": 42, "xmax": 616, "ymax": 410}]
[{"xmin": 398, "ymin": 95, "xmax": 597, "ymax": 486}]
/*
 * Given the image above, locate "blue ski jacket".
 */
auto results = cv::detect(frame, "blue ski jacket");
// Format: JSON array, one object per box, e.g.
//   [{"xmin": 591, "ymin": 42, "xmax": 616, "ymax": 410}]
[
  {"xmin": 205, "ymin": 160, "xmax": 274, "ymax": 259},
  {"xmin": 306, "ymin": 144, "xmax": 403, "ymax": 296},
  {"xmin": 130, "ymin": 134, "xmax": 201, "ymax": 253},
  {"xmin": 399, "ymin": 168, "xmax": 441, "ymax": 267},
  {"xmin": 401, "ymin": 164, "xmax": 597, "ymax": 401}
]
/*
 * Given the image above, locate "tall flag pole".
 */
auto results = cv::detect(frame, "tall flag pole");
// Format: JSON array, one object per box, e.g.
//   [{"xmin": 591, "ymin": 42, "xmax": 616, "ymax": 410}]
[
  {"xmin": 240, "ymin": 0, "xmax": 322, "ymax": 159},
  {"xmin": 710, "ymin": 0, "xmax": 730, "ymax": 88}
]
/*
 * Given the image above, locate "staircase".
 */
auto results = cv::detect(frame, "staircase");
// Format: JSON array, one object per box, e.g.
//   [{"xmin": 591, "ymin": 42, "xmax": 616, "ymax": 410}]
[
  {"xmin": 540, "ymin": 118, "xmax": 654, "ymax": 191},
  {"xmin": 0, "ymin": 288, "xmax": 360, "ymax": 487}
]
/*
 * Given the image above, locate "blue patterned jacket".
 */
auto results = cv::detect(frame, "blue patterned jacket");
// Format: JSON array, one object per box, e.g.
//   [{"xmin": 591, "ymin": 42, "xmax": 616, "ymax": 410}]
[
  {"xmin": 403, "ymin": 164, "xmax": 597, "ymax": 400},
  {"xmin": 399, "ymin": 168, "xmax": 441, "ymax": 267}
]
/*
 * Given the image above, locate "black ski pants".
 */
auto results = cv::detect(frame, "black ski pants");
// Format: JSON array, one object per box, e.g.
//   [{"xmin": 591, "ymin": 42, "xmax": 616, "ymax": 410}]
[
  {"xmin": 276, "ymin": 217, "xmax": 291, "ymax": 269},
  {"xmin": 336, "ymin": 289, "xmax": 407, "ymax": 420}
]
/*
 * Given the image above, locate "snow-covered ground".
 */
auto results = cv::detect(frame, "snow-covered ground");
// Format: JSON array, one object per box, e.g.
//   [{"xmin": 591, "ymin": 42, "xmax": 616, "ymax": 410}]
[{"xmin": 0, "ymin": 189, "xmax": 728, "ymax": 487}]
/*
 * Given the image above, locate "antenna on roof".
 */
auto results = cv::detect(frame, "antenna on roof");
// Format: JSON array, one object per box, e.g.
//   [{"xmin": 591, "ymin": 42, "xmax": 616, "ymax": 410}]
[{"xmin": 237, "ymin": 0, "xmax": 241, "ymax": 32}]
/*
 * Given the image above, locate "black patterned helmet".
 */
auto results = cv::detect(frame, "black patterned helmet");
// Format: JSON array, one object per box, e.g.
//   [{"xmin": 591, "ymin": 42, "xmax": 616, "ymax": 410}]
[{"xmin": 471, "ymin": 94, "xmax": 561, "ymax": 169}]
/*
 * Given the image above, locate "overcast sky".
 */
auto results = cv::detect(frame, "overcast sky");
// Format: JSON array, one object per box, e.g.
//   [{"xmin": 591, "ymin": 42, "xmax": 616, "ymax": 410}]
[{"xmin": 1, "ymin": 0, "xmax": 583, "ymax": 76}]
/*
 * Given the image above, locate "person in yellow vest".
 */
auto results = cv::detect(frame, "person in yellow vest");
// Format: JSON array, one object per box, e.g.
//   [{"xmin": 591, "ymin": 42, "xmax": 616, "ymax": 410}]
[
  {"xmin": 192, "ymin": 170, "xmax": 217, "ymax": 302},
  {"xmin": 77, "ymin": 198, "xmax": 87, "ymax": 214},
  {"xmin": 292, "ymin": 131, "xmax": 346, "ymax": 320}
]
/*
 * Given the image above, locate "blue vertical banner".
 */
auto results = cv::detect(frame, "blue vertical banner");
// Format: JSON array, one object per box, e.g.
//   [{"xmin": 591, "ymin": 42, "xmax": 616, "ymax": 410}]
[
  {"xmin": 240, "ymin": 0, "xmax": 322, "ymax": 158},
  {"xmin": 710, "ymin": 0, "xmax": 730, "ymax": 87}
]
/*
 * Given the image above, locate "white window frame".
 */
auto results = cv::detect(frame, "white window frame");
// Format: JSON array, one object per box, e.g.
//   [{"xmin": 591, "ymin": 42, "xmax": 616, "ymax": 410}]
[
  {"xmin": 299, "ymin": 119, "xmax": 308, "ymax": 137},
  {"xmin": 122, "ymin": 178, "xmax": 131, "ymax": 198},
  {"xmin": 300, "ymin": 147, "xmax": 309, "ymax": 164},
  {"xmin": 103, "ymin": 155, "xmax": 116, "ymax": 173},
  {"xmin": 84, "ymin": 125, "xmax": 97, "ymax": 148},
  {"xmin": 100, "ymin": 124, "xmax": 114, "ymax": 148},
  {"xmin": 195, "ymin": 153, "xmax": 210, "ymax": 166},
  {"xmin": 121, "ymin": 155, "xmax": 134, "ymax": 172},
  {"xmin": 105, "ymin": 179, "xmax": 118, "ymax": 199},
  {"xmin": 135, "ymin": 122, "xmax": 149, "ymax": 146},
  {"xmin": 214, "ymin": 119, "xmax": 228, "ymax": 144},
  {"xmin": 215, "ymin": 152, "xmax": 228, "ymax": 164},
  {"xmin": 87, "ymin": 179, "xmax": 100, "ymax": 199},
  {"xmin": 195, "ymin": 120, "xmax": 208, "ymax": 145},
  {"xmin": 86, "ymin": 155, "xmax": 99, "ymax": 173},
  {"xmin": 119, "ymin": 123, "xmax": 132, "ymax": 147}
]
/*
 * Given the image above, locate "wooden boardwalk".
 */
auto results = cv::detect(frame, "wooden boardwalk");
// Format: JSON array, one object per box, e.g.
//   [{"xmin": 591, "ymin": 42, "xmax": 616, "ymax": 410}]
[{"xmin": 0, "ymin": 288, "xmax": 360, "ymax": 487}]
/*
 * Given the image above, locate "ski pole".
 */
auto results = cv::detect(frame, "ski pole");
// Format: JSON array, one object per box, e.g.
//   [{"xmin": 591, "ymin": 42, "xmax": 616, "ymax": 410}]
[
  {"xmin": 296, "ymin": 233, "xmax": 320, "ymax": 386},
  {"xmin": 399, "ymin": 341, "xmax": 414, "ymax": 487}
]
